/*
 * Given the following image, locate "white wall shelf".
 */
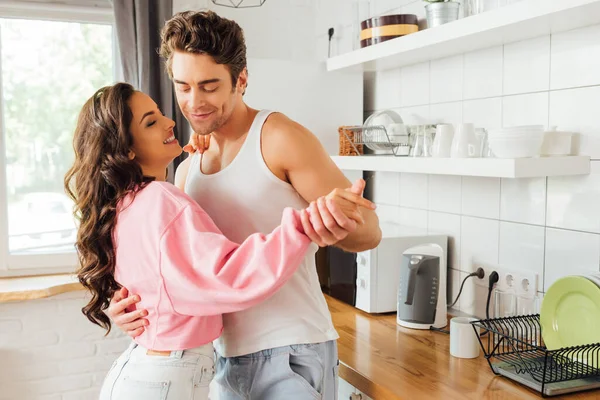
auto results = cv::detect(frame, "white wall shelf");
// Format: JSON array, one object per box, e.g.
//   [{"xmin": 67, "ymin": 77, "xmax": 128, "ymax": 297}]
[
  {"xmin": 327, "ymin": 0, "xmax": 600, "ymax": 72},
  {"xmin": 331, "ymin": 156, "xmax": 590, "ymax": 178}
]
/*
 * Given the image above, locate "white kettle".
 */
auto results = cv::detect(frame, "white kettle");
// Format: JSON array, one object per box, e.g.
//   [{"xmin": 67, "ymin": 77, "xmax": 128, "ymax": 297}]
[{"xmin": 397, "ymin": 243, "xmax": 447, "ymax": 330}]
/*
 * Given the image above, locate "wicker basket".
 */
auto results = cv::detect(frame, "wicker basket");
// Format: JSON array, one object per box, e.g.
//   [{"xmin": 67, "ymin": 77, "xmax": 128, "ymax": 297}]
[{"xmin": 338, "ymin": 126, "xmax": 363, "ymax": 156}]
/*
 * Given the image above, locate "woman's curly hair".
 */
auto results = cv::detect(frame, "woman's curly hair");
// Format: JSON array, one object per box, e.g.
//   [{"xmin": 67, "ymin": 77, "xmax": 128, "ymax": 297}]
[{"xmin": 64, "ymin": 82, "xmax": 153, "ymax": 333}]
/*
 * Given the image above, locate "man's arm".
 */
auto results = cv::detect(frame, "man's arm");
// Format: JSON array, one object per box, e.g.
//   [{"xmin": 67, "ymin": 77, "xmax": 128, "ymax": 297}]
[{"xmin": 262, "ymin": 113, "xmax": 381, "ymax": 252}]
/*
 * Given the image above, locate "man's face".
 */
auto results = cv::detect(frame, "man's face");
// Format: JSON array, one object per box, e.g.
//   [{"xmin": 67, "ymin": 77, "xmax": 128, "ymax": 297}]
[{"xmin": 171, "ymin": 51, "xmax": 246, "ymax": 135}]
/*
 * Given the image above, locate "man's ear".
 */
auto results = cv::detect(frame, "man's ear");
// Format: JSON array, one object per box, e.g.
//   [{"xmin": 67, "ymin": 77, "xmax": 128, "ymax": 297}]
[{"xmin": 237, "ymin": 68, "xmax": 248, "ymax": 95}]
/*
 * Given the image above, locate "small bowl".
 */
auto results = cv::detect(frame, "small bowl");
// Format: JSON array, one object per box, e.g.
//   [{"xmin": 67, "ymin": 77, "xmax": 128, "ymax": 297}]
[
  {"xmin": 541, "ymin": 131, "xmax": 574, "ymax": 156},
  {"xmin": 488, "ymin": 136, "xmax": 543, "ymax": 158}
]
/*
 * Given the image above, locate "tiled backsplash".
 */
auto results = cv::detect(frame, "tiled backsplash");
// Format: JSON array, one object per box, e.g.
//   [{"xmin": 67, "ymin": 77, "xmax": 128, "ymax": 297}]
[{"xmin": 357, "ymin": 13, "xmax": 600, "ymax": 317}]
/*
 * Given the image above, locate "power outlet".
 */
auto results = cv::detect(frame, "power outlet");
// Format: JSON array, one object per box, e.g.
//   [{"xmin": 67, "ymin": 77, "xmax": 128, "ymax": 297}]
[{"xmin": 473, "ymin": 263, "xmax": 538, "ymax": 298}]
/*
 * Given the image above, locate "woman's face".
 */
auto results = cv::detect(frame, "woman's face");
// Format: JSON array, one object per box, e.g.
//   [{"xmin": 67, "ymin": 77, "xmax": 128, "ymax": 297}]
[{"xmin": 127, "ymin": 91, "xmax": 181, "ymax": 177}]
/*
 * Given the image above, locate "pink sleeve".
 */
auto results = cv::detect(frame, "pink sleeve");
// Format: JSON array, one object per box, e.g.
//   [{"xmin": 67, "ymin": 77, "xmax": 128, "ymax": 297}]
[{"xmin": 159, "ymin": 205, "xmax": 311, "ymax": 317}]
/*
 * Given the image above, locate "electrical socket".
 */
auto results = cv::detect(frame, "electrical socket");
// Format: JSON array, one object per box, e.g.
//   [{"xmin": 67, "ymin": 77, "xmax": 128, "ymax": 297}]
[{"xmin": 473, "ymin": 263, "xmax": 538, "ymax": 298}]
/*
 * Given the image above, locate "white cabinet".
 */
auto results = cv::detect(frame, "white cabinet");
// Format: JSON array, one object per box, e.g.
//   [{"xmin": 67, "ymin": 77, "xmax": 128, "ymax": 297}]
[{"xmin": 338, "ymin": 377, "xmax": 374, "ymax": 400}]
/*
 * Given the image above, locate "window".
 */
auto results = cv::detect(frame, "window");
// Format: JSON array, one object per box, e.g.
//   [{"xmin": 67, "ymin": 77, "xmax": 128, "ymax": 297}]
[{"xmin": 0, "ymin": 3, "xmax": 115, "ymax": 275}]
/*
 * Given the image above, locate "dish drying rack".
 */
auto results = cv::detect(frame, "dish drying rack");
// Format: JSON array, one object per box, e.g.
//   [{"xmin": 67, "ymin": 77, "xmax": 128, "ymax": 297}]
[
  {"xmin": 338, "ymin": 124, "xmax": 410, "ymax": 156},
  {"xmin": 472, "ymin": 315, "xmax": 600, "ymax": 397}
]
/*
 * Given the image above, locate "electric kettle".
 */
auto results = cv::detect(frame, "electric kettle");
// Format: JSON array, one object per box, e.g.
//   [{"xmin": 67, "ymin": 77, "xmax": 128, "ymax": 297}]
[{"xmin": 397, "ymin": 243, "xmax": 447, "ymax": 329}]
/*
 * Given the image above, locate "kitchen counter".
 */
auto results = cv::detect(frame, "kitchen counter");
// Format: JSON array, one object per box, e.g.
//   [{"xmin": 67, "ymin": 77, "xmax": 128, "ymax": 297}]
[
  {"xmin": 0, "ymin": 274, "xmax": 81, "ymax": 303},
  {"xmin": 326, "ymin": 295, "xmax": 600, "ymax": 400}
]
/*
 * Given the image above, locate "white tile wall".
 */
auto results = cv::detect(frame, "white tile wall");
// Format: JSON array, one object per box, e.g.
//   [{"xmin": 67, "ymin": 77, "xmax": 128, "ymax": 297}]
[
  {"xmin": 544, "ymin": 228, "xmax": 600, "ymax": 291},
  {"xmin": 400, "ymin": 62, "xmax": 430, "ymax": 107},
  {"xmin": 399, "ymin": 173, "xmax": 428, "ymax": 209},
  {"xmin": 503, "ymin": 36, "xmax": 550, "ymax": 95},
  {"xmin": 549, "ymin": 86, "xmax": 600, "ymax": 158},
  {"xmin": 398, "ymin": 207, "xmax": 428, "ymax": 229},
  {"xmin": 429, "ymin": 102, "xmax": 463, "ymax": 126},
  {"xmin": 428, "ymin": 211, "xmax": 461, "ymax": 271},
  {"xmin": 373, "ymin": 69, "xmax": 402, "ymax": 110},
  {"xmin": 463, "ymin": 46, "xmax": 503, "ymax": 100},
  {"xmin": 499, "ymin": 222, "xmax": 545, "ymax": 279},
  {"xmin": 428, "ymin": 175, "xmax": 461, "ymax": 214},
  {"xmin": 500, "ymin": 178, "xmax": 546, "ymax": 226},
  {"xmin": 502, "ymin": 92, "xmax": 549, "ymax": 127},
  {"xmin": 546, "ymin": 162, "xmax": 600, "ymax": 233},
  {"xmin": 460, "ymin": 216, "xmax": 500, "ymax": 273},
  {"xmin": 312, "ymin": 0, "xmax": 600, "ymax": 319},
  {"xmin": 371, "ymin": 171, "xmax": 400, "ymax": 206},
  {"xmin": 375, "ymin": 204, "xmax": 400, "ymax": 223},
  {"xmin": 370, "ymin": 0, "xmax": 415, "ymax": 16},
  {"xmin": 430, "ymin": 55, "xmax": 463, "ymax": 104},
  {"xmin": 462, "ymin": 97, "xmax": 502, "ymax": 130},
  {"xmin": 0, "ymin": 292, "xmax": 129, "ymax": 400},
  {"xmin": 461, "ymin": 177, "xmax": 500, "ymax": 219},
  {"xmin": 550, "ymin": 24, "xmax": 600, "ymax": 90},
  {"xmin": 397, "ymin": 105, "xmax": 430, "ymax": 125},
  {"xmin": 351, "ymin": 16, "xmax": 600, "ymax": 316}
]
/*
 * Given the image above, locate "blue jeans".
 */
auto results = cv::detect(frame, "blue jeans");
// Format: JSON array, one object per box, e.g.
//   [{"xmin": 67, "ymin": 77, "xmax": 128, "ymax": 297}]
[{"xmin": 212, "ymin": 340, "xmax": 339, "ymax": 400}]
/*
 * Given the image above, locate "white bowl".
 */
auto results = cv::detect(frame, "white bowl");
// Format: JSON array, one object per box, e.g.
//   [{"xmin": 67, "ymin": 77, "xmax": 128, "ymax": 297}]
[
  {"xmin": 493, "ymin": 125, "xmax": 545, "ymax": 132},
  {"xmin": 541, "ymin": 131, "xmax": 573, "ymax": 156},
  {"xmin": 488, "ymin": 126, "xmax": 544, "ymax": 137},
  {"xmin": 488, "ymin": 136, "xmax": 543, "ymax": 158},
  {"xmin": 488, "ymin": 131, "xmax": 544, "ymax": 141}
]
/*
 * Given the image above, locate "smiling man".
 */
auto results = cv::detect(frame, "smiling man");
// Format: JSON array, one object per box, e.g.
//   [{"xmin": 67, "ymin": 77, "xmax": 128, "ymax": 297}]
[{"xmin": 107, "ymin": 10, "xmax": 381, "ymax": 400}]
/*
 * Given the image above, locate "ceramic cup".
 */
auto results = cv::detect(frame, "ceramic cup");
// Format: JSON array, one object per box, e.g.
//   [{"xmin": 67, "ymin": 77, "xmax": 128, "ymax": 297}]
[
  {"xmin": 432, "ymin": 124, "xmax": 454, "ymax": 158},
  {"xmin": 450, "ymin": 317, "xmax": 480, "ymax": 359},
  {"xmin": 451, "ymin": 123, "xmax": 478, "ymax": 158}
]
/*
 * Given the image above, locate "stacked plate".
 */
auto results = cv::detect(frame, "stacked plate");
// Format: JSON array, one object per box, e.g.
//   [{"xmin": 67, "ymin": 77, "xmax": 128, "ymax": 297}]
[
  {"xmin": 487, "ymin": 125, "xmax": 544, "ymax": 158},
  {"xmin": 540, "ymin": 273, "xmax": 600, "ymax": 351}
]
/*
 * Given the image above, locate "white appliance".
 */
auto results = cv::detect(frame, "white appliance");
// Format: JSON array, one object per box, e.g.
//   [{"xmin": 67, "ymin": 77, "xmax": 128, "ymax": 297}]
[
  {"xmin": 354, "ymin": 223, "xmax": 447, "ymax": 314},
  {"xmin": 397, "ymin": 243, "xmax": 448, "ymax": 330}
]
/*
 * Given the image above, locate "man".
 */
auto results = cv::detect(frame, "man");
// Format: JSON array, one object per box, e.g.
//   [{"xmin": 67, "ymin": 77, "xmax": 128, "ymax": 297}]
[{"xmin": 107, "ymin": 10, "xmax": 381, "ymax": 399}]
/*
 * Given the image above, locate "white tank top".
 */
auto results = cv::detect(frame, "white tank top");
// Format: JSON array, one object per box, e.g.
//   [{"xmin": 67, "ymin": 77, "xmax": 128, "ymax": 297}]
[{"xmin": 184, "ymin": 110, "xmax": 339, "ymax": 357}]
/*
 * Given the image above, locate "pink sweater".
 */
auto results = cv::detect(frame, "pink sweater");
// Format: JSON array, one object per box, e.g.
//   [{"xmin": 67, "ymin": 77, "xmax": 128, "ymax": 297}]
[{"xmin": 113, "ymin": 181, "xmax": 311, "ymax": 351}]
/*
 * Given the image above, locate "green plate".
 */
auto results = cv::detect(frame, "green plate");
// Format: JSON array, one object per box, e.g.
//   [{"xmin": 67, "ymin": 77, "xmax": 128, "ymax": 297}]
[{"xmin": 540, "ymin": 276, "xmax": 600, "ymax": 350}]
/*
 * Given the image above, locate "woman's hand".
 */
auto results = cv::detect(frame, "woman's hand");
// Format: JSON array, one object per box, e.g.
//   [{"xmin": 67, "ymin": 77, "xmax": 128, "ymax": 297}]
[
  {"xmin": 105, "ymin": 287, "xmax": 148, "ymax": 338},
  {"xmin": 300, "ymin": 179, "xmax": 376, "ymax": 247},
  {"xmin": 183, "ymin": 132, "xmax": 210, "ymax": 154}
]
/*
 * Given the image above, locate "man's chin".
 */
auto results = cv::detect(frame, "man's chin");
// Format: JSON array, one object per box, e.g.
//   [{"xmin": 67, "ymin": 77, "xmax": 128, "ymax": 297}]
[{"xmin": 191, "ymin": 124, "xmax": 218, "ymax": 136}]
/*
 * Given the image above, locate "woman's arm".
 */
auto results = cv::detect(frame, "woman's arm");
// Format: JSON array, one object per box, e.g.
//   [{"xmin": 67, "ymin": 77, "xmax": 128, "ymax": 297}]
[{"xmin": 159, "ymin": 205, "xmax": 311, "ymax": 316}]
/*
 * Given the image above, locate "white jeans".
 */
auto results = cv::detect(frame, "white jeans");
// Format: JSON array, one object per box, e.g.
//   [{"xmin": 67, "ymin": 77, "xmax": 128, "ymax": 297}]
[{"xmin": 99, "ymin": 342, "xmax": 215, "ymax": 400}]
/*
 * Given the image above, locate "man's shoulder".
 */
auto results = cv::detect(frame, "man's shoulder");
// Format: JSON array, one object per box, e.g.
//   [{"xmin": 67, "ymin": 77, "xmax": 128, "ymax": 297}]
[
  {"xmin": 263, "ymin": 112, "xmax": 305, "ymax": 134},
  {"xmin": 262, "ymin": 112, "xmax": 315, "ymax": 149}
]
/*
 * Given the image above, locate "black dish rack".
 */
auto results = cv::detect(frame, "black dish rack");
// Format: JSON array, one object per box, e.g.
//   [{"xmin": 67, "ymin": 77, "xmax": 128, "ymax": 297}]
[{"xmin": 471, "ymin": 315, "xmax": 600, "ymax": 397}]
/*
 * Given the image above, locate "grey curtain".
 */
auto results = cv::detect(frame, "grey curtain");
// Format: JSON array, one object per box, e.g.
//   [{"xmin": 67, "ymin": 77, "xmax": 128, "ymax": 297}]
[{"xmin": 111, "ymin": 0, "xmax": 189, "ymax": 181}]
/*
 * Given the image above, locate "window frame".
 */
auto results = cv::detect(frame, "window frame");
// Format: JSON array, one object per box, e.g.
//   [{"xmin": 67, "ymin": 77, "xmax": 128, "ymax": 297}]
[{"xmin": 0, "ymin": 2, "xmax": 115, "ymax": 277}]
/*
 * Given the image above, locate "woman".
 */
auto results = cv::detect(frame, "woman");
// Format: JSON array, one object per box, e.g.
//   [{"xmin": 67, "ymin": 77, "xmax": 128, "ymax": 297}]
[{"xmin": 64, "ymin": 82, "xmax": 373, "ymax": 400}]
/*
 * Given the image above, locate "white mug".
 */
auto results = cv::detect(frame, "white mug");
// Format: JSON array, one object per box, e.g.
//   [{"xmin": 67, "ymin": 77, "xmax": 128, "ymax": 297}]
[
  {"xmin": 451, "ymin": 123, "xmax": 478, "ymax": 158},
  {"xmin": 450, "ymin": 317, "xmax": 480, "ymax": 359},
  {"xmin": 432, "ymin": 124, "xmax": 454, "ymax": 158}
]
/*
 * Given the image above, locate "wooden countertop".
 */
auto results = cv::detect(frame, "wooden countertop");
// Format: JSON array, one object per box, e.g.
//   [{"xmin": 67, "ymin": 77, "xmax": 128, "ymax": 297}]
[
  {"xmin": 0, "ymin": 274, "xmax": 82, "ymax": 303},
  {"xmin": 326, "ymin": 295, "xmax": 600, "ymax": 400}
]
